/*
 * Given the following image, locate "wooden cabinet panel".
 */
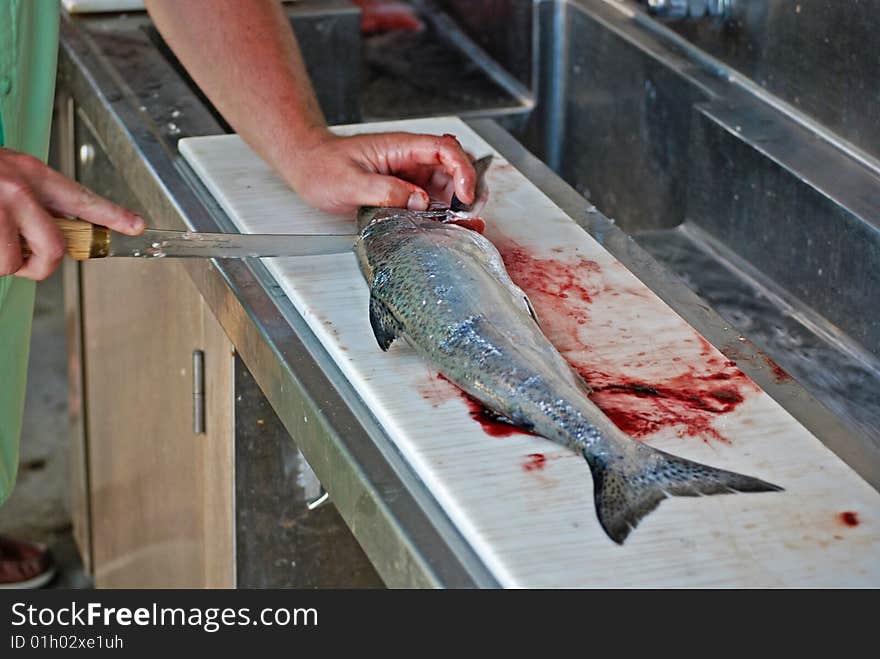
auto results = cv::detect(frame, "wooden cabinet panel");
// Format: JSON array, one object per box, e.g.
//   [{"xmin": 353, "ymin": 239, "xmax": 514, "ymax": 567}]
[
  {"xmin": 199, "ymin": 301, "xmax": 235, "ymax": 588},
  {"xmin": 64, "ymin": 258, "xmax": 91, "ymax": 575},
  {"xmin": 81, "ymin": 258, "xmax": 233, "ymax": 587}
]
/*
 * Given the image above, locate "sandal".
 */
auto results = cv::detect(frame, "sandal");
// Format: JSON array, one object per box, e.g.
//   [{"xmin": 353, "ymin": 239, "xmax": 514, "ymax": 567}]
[{"xmin": 0, "ymin": 535, "xmax": 57, "ymax": 589}]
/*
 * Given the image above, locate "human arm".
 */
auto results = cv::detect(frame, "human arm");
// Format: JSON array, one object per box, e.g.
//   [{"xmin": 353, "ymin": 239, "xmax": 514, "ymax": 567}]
[{"xmin": 144, "ymin": 0, "xmax": 476, "ymax": 213}]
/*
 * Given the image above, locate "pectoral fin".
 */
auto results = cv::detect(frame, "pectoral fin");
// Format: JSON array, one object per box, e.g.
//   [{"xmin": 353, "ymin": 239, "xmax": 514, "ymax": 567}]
[{"xmin": 369, "ymin": 293, "xmax": 403, "ymax": 351}]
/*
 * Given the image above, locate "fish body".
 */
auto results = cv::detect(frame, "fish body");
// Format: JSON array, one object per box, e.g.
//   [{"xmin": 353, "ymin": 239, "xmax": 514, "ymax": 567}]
[{"xmin": 355, "ymin": 202, "xmax": 781, "ymax": 544}]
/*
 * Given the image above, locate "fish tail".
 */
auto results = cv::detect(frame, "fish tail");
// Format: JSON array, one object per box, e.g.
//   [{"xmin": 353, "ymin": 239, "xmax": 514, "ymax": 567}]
[{"xmin": 583, "ymin": 442, "xmax": 782, "ymax": 544}]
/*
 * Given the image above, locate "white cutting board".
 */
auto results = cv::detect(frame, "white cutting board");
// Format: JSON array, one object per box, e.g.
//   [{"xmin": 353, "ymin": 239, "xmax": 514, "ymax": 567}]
[
  {"xmin": 62, "ymin": 0, "xmax": 300, "ymax": 13},
  {"xmin": 180, "ymin": 118, "xmax": 880, "ymax": 587}
]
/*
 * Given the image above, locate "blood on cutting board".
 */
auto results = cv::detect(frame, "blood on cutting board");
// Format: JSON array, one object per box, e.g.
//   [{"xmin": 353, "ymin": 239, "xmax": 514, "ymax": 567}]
[
  {"xmin": 461, "ymin": 395, "xmax": 534, "ymax": 438},
  {"xmin": 582, "ymin": 366, "xmax": 748, "ymax": 442},
  {"xmin": 415, "ymin": 236, "xmax": 758, "ymax": 442},
  {"xmin": 522, "ymin": 453, "xmax": 547, "ymax": 472},
  {"xmin": 497, "ymin": 240, "xmax": 599, "ymax": 354},
  {"xmin": 417, "ymin": 373, "xmax": 534, "ymax": 438},
  {"xmin": 493, "ymin": 236, "xmax": 758, "ymax": 442},
  {"xmin": 839, "ymin": 511, "xmax": 860, "ymax": 527}
]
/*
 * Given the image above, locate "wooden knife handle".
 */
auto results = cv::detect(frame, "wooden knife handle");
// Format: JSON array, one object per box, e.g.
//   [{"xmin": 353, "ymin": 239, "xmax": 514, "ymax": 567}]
[{"xmin": 20, "ymin": 218, "xmax": 111, "ymax": 261}]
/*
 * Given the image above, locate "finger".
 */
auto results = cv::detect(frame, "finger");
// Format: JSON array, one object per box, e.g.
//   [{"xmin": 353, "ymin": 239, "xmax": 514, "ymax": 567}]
[
  {"xmin": 0, "ymin": 210, "xmax": 23, "ymax": 276},
  {"xmin": 347, "ymin": 172, "xmax": 430, "ymax": 211},
  {"xmin": 379, "ymin": 133, "xmax": 476, "ymax": 205},
  {"xmin": 14, "ymin": 197, "xmax": 65, "ymax": 281},
  {"xmin": 423, "ymin": 166, "xmax": 457, "ymax": 204},
  {"xmin": 392, "ymin": 163, "xmax": 457, "ymax": 204},
  {"xmin": 24, "ymin": 164, "xmax": 144, "ymax": 235}
]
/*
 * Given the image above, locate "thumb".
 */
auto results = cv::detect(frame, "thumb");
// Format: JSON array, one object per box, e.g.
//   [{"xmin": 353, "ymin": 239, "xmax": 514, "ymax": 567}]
[{"xmin": 357, "ymin": 173, "xmax": 430, "ymax": 211}]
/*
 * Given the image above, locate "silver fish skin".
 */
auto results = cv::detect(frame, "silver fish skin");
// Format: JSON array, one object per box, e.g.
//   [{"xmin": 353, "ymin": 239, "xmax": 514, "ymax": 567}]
[{"xmin": 355, "ymin": 206, "xmax": 782, "ymax": 544}]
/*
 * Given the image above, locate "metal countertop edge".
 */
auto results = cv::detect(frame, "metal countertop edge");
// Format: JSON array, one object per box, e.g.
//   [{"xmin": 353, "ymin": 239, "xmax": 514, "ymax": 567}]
[{"xmin": 57, "ymin": 15, "xmax": 500, "ymax": 589}]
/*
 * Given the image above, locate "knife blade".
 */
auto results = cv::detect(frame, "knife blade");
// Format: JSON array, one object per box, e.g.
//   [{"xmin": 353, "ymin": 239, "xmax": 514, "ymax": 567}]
[
  {"xmin": 21, "ymin": 218, "xmax": 358, "ymax": 260},
  {"xmin": 109, "ymin": 228, "xmax": 358, "ymax": 259}
]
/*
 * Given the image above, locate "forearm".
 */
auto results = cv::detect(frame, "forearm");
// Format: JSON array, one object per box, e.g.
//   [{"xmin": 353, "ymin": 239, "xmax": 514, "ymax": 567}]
[
  {"xmin": 147, "ymin": 0, "xmax": 476, "ymax": 214},
  {"xmin": 145, "ymin": 0, "xmax": 328, "ymax": 179}
]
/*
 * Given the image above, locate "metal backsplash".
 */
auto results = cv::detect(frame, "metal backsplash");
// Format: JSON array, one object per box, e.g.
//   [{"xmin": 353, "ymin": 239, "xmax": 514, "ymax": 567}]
[
  {"xmin": 664, "ymin": 0, "xmax": 880, "ymax": 164},
  {"xmin": 414, "ymin": 0, "xmax": 879, "ymax": 445}
]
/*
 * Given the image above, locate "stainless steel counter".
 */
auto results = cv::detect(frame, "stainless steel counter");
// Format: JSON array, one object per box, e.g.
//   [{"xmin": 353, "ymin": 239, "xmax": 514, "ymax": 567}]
[{"xmin": 55, "ymin": 2, "xmax": 877, "ymax": 587}]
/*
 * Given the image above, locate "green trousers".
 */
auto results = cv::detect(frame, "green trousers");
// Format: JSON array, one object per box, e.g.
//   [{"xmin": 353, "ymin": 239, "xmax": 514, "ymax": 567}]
[
  {"xmin": 0, "ymin": 277, "xmax": 35, "ymax": 503},
  {"xmin": 0, "ymin": 0, "xmax": 60, "ymax": 505}
]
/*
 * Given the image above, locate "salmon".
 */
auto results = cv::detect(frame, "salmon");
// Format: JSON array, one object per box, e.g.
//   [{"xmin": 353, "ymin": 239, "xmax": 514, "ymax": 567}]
[{"xmin": 354, "ymin": 160, "xmax": 781, "ymax": 544}]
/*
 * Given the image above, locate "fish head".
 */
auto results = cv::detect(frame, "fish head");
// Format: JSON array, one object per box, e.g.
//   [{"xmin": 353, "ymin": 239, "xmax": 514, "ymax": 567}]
[{"xmin": 357, "ymin": 154, "xmax": 493, "ymax": 232}]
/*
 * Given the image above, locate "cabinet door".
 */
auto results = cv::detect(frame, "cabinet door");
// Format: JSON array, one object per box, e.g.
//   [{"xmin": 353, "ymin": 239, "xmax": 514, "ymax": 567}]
[{"xmin": 81, "ymin": 258, "xmax": 233, "ymax": 587}]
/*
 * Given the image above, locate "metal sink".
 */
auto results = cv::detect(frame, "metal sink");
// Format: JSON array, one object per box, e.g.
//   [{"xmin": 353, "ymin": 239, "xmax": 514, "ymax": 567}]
[{"xmin": 415, "ymin": 0, "xmax": 880, "ymax": 451}]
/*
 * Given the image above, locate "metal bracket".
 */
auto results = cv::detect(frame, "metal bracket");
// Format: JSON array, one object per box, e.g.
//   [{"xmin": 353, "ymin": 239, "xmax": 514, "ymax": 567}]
[
  {"xmin": 192, "ymin": 349, "xmax": 205, "ymax": 434},
  {"xmin": 646, "ymin": 0, "xmax": 732, "ymax": 21},
  {"xmin": 306, "ymin": 487, "xmax": 330, "ymax": 511}
]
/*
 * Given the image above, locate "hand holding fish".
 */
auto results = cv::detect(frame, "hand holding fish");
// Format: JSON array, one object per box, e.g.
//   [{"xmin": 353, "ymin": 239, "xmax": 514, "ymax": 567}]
[
  {"xmin": 145, "ymin": 0, "xmax": 476, "ymax": 216},
  {"xmin": 283, "ymin": 130, "xmax": 478, "ymax": 214}
]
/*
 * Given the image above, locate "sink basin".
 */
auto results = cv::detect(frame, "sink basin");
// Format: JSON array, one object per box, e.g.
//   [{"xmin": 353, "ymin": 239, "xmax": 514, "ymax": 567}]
[{"xmin": 429, "ymin": 0, "xmax": 880, "ymax": 446}]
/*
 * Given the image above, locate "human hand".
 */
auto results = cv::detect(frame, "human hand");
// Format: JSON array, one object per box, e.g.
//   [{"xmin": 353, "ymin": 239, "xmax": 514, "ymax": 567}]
[
  {"xmin": 284, "ymin": 131, "xmax": 477, "ymax": 214},
  {"xmin": 0, "ymin": 148, "xmax": 144, "ymax": 280}
]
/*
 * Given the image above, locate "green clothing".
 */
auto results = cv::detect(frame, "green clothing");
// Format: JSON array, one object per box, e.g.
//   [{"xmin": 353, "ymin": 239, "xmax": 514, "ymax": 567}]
[{"xmin": 0, "ymin": 0, "xmax": 60, "ymax": 505}]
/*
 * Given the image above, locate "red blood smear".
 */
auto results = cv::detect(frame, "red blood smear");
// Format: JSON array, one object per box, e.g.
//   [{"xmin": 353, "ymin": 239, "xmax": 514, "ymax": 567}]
[
  {"xmin": 582, "ymin": 368, "xmax": 746, "ymax": 443},
  {"xmin": 442, "ymin": 374, "xmax": 533, "ymax": 438},
  {"xmin": 460, "ymin": 396, "xmax": 534, "ymax": 438},
  {"xmin": 498, "ymin": 241, "xmax": 600, "ymax": 352},
  {"xmin": 417, "ymin": 373, "xmax": 534, "ymax": 438},
  {"xmin": 352, "ymin": 0, "xmax": 423, "ymax": 34},
  {"xmin": 494, "ymin": 237, "xmax": 757, "ymax": 442},
  {"xmin": 762, "ymin": 353, "xmax": 794, "ymax": 383},
  {"xmin": 523, "ymin": 453, "xmax": 547, "ymax": 472},
  {"xmin": 839, "ymin": 511, "xmax": 860, "ymax": 527},
  {"xmin": 447, "ymin": 217, "xmax": 486, "ymax": 234},
  {"xmin": 697, "ymin": 335, "xmax": 714, "ymax": 357},
  {"xmin": 416, "ymin": 237, "xmax": 757, "ymax": 442}
]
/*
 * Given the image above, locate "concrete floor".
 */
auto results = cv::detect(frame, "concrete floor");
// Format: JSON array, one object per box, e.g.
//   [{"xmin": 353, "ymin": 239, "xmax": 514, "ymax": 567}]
[{"xmin": 0, "ymin": 271, "xmax": 90, "ymax": 588}]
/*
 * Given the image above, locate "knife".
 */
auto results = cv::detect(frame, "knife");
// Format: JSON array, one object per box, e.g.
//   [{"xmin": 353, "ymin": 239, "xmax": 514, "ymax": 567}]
[
  {"xmin": 21, "ymin": 218, "xmax": 358, "ymax": 260},
  {"xmin": 24, "ymin": 155, "xmax": 493, "ymax": 261}
]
